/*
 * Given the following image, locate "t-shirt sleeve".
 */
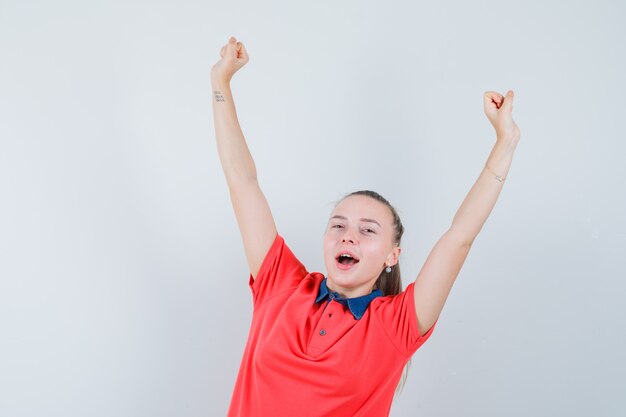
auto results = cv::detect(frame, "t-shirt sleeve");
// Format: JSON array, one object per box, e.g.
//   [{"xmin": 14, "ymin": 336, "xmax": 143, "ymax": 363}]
[
  {"xmin": 373, "ymin": 282, "xmax": 437, "ymax": 357},
  {"xmin": 247, "ymin": 232, "xmax": 309, "ymax": 308}
]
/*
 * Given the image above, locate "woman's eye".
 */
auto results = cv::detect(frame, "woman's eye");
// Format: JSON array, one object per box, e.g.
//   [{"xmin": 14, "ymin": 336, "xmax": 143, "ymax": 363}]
[
  {"xmin": 332, "ymin": 225, "xmax": 343, "ymax": 229},
  {"xmin": 363, "ymin": 229, "xmax": 375, "ymax": 233}
]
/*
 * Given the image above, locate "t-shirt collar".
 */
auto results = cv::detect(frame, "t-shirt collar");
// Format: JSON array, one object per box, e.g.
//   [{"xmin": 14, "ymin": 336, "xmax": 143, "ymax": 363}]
[{"xmin": 314, "ymin": 277, "xmax": 382, "ymax": 320}]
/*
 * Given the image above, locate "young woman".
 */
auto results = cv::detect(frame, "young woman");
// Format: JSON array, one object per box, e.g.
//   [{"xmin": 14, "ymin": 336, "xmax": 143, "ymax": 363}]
[{"xmin": 211, "ymin": 36, "xmax": 520, "ymax": 417}]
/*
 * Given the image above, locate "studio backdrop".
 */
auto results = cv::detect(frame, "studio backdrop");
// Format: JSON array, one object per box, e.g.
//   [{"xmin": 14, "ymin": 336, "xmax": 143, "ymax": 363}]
[{"xmin": 1, "ymin": 0, "xmax": 624, "ymax": 416}]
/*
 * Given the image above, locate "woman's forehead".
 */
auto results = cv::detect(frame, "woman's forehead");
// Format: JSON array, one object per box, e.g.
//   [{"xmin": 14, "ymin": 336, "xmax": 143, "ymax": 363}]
[{"xmin": 331, "ymin": 196, "xmax": 392, "ymax": 224}]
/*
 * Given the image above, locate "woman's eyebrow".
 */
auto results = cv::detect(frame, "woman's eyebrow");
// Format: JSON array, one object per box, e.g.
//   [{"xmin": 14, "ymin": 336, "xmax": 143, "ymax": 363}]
[{"xmin": 330, "ymin": 215, "xmax": 381, "ymax": 227}]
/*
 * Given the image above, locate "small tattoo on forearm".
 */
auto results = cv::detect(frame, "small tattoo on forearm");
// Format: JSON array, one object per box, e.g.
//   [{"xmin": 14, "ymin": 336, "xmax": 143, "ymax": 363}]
[{"xmin": 213, "ymin": 90, "xmax": 225, "ymax": 102}]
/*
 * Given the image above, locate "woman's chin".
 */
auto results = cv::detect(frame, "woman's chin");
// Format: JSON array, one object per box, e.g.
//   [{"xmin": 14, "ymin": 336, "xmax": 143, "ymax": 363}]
[{"xmin": 328, "ymin": 270, "xmax": 366, "ymax": 288}]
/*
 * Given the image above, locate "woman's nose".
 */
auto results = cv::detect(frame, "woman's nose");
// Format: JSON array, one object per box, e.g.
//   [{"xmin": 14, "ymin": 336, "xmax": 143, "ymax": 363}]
[{"xmin": 341, "ymin": 232, "xmax": 356, "ymax": 244}]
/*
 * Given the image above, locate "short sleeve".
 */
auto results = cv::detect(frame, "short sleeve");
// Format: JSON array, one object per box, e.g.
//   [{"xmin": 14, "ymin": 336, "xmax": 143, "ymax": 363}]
[
  {"xmin": 373, "ymin": 282, "xmax": 437, "ymax": 356},
  {"xmin": 247, "ymin": 232, "xmax": 309, "ymax": 308}
]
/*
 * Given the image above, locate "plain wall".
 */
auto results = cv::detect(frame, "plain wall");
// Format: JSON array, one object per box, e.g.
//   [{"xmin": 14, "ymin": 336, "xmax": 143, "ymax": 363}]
[{"xmin": 1, "ymin": 0, "xmax": 625, "ymax": 416}]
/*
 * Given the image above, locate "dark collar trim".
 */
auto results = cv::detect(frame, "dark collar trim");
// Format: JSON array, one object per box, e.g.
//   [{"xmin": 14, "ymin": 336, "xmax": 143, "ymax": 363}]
[{"xmin": 314, "ymin": 277, "xmax": 382, "ymax": 320}]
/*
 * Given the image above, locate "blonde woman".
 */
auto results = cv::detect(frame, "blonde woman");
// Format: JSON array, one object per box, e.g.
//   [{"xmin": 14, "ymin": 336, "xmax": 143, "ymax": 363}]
[{"xmin": 211, "ymin": 36, "xmax": 520, "ymax": 417}]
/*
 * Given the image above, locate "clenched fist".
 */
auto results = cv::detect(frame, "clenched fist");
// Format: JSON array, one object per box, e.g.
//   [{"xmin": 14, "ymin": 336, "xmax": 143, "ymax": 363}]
[
  {"xmin": 484, "ymin": 90, "xmax": 520, "ymax": 142},
  {"xmin": 211, "ymin": 36, "xmax": 249, "ymax": 83}
]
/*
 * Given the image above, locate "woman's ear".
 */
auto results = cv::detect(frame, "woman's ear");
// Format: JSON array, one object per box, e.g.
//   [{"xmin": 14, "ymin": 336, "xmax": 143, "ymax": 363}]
[{"xmin": 388, "ymin": 246, "xmax": 401, "ymax": 266}]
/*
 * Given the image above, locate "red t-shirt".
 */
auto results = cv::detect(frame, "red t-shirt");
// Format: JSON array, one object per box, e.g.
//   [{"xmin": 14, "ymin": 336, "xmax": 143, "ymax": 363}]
[{"xmin": 227, "ymin": 233, "xmax": 436, "ymax": 417}]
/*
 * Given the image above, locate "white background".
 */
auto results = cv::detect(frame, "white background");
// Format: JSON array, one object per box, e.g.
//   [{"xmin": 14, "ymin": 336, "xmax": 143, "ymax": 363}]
[{"xmin": 1, "ymin": 0, "xmax": 625, "ymax": 416}]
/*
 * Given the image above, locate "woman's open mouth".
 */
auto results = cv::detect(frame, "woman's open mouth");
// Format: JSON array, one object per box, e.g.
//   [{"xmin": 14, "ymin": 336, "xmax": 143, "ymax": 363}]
[{"xmin": 335, "ymin": 253, "xmax": 360, "ymax": 270}]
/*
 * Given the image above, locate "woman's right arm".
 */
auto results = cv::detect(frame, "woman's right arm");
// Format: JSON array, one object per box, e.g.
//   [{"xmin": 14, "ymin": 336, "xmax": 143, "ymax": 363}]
[{"xmin": 211, "ymin": 36, "xmax": 277, "ymax": 280}]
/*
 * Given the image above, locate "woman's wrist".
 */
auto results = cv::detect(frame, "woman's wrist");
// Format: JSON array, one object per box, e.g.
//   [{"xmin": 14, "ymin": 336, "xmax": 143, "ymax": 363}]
[
  {"xmin": 211, "ymin": 76, "xmax": 231, "ymax": 88},
  {"xmin": 210, "ymin": 67, "xmax": 233, "ymax": 86},
  {"xmin": 495, "ymin": 134, "xmax": 520, "ymax": 149}
]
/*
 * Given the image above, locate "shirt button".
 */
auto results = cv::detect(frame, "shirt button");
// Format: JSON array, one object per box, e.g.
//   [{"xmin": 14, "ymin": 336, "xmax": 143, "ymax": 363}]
[{"xmin": 319, "ymin": 329, "xmax": 326, "ymax": 336}]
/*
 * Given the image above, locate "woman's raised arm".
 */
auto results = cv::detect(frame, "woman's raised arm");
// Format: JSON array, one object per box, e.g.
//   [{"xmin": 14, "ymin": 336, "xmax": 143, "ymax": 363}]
[
  {"xmin": 211, "ymin": 36, "xmax": 277, "ymax": 280},
  {"xmin": 412, "ymin": 90, "xmax": 521, "ymax": 336}
]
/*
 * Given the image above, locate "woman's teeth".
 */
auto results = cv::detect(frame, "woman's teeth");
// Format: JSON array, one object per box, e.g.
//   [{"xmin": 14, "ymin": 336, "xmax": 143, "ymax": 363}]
[{"xmin": 337, "ymin": 254, "xmax": 358, "ymax": 265}]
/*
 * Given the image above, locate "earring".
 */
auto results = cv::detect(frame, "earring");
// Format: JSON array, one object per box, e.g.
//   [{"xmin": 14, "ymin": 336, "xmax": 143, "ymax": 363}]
[{"xmin": 385, "ymin": 265, "xmax": 392, "ymax": 273}]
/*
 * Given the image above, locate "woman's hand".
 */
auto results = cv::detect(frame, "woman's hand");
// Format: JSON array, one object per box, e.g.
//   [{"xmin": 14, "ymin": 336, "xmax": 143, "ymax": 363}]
[
  {"xmin": 483, "ymin": 90, "xmax": 520, "ymax": 142},
  {"xmin": 211, "ymin": 36, "xmax": 249, "ymax": 83}
]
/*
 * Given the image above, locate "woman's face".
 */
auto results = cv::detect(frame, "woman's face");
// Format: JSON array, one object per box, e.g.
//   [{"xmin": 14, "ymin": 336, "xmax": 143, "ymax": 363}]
[{"xmin": 323, "ymin": 195, "xmax": 401, "ymax": 298}]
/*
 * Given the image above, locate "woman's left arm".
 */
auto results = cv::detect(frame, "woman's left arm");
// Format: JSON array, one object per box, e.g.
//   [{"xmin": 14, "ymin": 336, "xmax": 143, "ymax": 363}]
[{"xmin": 412, "ymin": 90, "xmax": 521, "ymax": 336}]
